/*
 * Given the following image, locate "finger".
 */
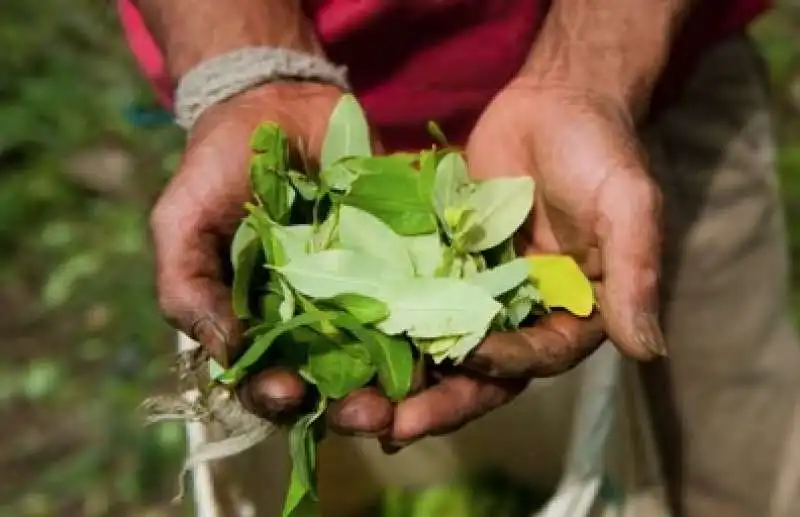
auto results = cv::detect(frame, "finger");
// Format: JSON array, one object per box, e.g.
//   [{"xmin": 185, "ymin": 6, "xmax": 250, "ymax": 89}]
[
  {"xmin": 464, "ymin": 120, "xmax": 530, "ymax": 181},
  {"xmin": 150, "ymin": 139, "xmax": 253, "ymax": 364},
  {"xmin": 595, "ymin": 172, "xmax": 665, "ymax": 359},
  {"xmin": 465, "ymin": 311, "xmax": 605, "ymax": 379},
  {"xmin": 236, "ymin": 367, "xmax": 308, "ymax": 421},
  {"xmin": 383, "ymin": 374, "xmax": 527, "ymax": 452},
  {"xmin": 151, "ymin": 189, "xmax": 242, "ymax": 364},
  {"xmin": 327, "ymin": 387, "xmax": 394, "ymax": 438}
]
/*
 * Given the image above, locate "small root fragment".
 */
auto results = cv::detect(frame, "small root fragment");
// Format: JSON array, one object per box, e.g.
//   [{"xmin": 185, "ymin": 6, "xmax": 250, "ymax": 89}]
[{"xmin": 142, "ymin": 351, "xmax": 276, "ymax": 503}]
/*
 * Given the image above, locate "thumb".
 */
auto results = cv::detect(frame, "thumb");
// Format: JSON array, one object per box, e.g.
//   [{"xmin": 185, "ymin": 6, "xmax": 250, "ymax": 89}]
[
  {"xmin": 595, "ymin": 171, "xmax": 666, "ymax": 360},
  {"xmin": 150, "ymin": 192, "xmax": 244, "ymax": 365},
  {"xmin": 464, "ymin": 122, "xmax": 531, "ymax": 181}
]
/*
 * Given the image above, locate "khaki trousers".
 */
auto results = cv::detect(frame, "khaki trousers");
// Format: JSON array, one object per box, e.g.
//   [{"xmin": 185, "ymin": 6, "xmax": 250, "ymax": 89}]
[{"xmin": 205, "ymin": 34, "xmax": 800, "ymax": 517}]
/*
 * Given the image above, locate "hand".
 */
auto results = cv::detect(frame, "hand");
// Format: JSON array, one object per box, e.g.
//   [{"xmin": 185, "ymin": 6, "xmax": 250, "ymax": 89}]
[
  {"xmin": 150, "ymin": 82, "xmax": 410, "ymax": 437},
  {"xmin": 367, "ymin": 79, "xmax": 666, "ymax": 450},
  {"xmin": 151, "ymin": 82, "xmax": 349, "ymax": 420}
]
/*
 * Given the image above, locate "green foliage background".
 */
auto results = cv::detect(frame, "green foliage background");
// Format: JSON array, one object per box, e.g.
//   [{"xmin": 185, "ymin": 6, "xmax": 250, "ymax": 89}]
[{"xmin": 0, "ymin": 2, "xmax": 797, "ymax": 516}]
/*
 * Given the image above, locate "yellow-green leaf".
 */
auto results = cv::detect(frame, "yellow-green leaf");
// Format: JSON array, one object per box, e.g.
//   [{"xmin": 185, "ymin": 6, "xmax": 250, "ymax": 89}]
[{"xmin": 527, "ymin": 254, "xmax": 595, "ymax": 317}]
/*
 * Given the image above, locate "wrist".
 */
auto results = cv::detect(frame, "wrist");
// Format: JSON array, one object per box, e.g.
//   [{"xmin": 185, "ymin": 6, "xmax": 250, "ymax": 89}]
[
  {"xmin": 520, "ymin": 0, "xmax": 692, "ymax": 120},
  {"xmin": 194, "ymin": 81, "xmax": 342, "ymax": 129},
  {"xmin": 134, "ymin": 0, "xmax": 324, "ymax": 82},
  {"xmin": 174, "ymin": 47, "xmax": 348, "ymax": 130},
  {"xmin": 502, "ymin": 78, "xmax": 637, "ymax": 135}
]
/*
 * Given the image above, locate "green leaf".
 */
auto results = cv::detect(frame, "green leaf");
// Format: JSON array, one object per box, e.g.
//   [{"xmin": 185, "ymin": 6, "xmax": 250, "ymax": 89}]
[
  {"xmin": 282, "ymin": 470, "xmax": 316, "ymax": 517},
  {"xmin": 230, "ymin": 218, "xmax": 260, "ymax": 319},
  {"xmin": 287, "ymin": 171, "xmax": 320, "ymax": 201},
  {"xmin": 342, "ymin": 164, "xmax": 437, "ymax": 235},
  {"xmin": 433, "ymin": 153, "xmax": 473, "ymax": 237},
  {"xmin": 426, "ymin": 121, "xmax": 449, "ymax": 147},
  {"xmin": 415, "ymin": 336, "xmax": 456, "ymax": 357},
  {"xmin": 277, "ymin": 249, "xmax": 404, "ymax": 301},
  {"xmin": 527, "ymin": 255, "xmax": 595, "ymax": 317},
  {"xmin": 250, "ymin": 155, "xmax": 293, "ymax": 223},
  {"xmin": 245, "ymin": 206, "xmax": 311, "ymax": 266},
  {"xmin": 279, "ymin": 326, "xmax": 323, "ymax": 371},
  {"xmin": 245, "ymin": 203, "xmax": 286, "ymax": 264},
  {"xmin": 295, "ymin": 293, "xmax": 344, "ymax": 341},
  {"xmin": 504, "ymin": 281, "xmax": 540, "ymax": 328},
  {"xmin": 415, "ymin": 331, "xmax": 485, "ymax": 365},
  {"xmin": 320, "ymin": 161, "xmax": 361, "ymax": 191},
  {"xmin": 323, "ymin": 293, "xmax": 389, "ymax": 324},
  {"xmin": 321, "ymin": 155, "xmax": 419, "ymax": 192},
  {"xmin": 334, "ymin": 315, "xmax": 413, "ymax": 400},
  {"xmin": 259, "ymin": 291, "xmax": 284, "ymax": 326},
  {"xmin": 277, "ymin": 277, "xmax": 296, "ymax": 321},
  {"xmin": 320, "ymin": 94, "xmax": 372, "ymax": 170},
  {"xmin": 312, "ymin": 210, "xmax": 339, "ymax": 251},
  {"xmin": 272, "ymin": 224, "xmax": 313, "ymax": 264},
  {"xmin": 283, "ymin": 397, "xmax": 327, "ymax": 517},
  {"xmin": 352, "ymin": 155, "xmax": 421, "ymax": 173},
  {"xmin": 377, "ymin": 278, "xmax": 502, "ymax": 338},
  {"xmin": 459, "ymin": 177, "xmax": 534, "ymax": 252},
  {"xmin": 219, "ymin": 311, "xmax": 341, "ymax": 385},
  {"xmin": 460, "ymin": 254, "xmax": 482, "ymax": 277},
  {"xmin": 403, "ymin": 234, "xmax": 445, "ymax": 277},
  {"xmin": 418, "ymin": 148, "xmax": 438, "ymax": 202},
  {"xmin": 307, "ymin": 341, "xmax": 376, "ymax": 399},
  {"xmin": 250, "ymin": 122, "xmax": 289, "ymax": 158},
  {"xmin": 443, "ymin": 331, "xmax": 485, "ymax": 364},
  {"xmin": 338, "ymin": 205, "xmax": 415, "ymax": 276},
  {"xmin": 465, "ymin": 257, "xmax": 530, "ymax": 298},
  {"xmin": 230, "ymin": 217, "xmax": 259, "ymax": 264}
]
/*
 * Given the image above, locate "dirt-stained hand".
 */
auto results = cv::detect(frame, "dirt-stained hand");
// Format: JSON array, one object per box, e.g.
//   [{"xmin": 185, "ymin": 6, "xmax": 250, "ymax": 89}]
[
  {"xmin": 374, "ymin": 79, "xmax": 665, "ymax": 450},
  {"xmin": 151, "ymin": 82, "xmax": 352, "ymax": 420}
]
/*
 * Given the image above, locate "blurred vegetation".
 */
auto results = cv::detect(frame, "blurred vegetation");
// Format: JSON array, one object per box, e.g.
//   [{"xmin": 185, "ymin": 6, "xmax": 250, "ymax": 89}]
[{"xmin": 0, "ymin": 2, "xmax": 797, "ymax": 516}]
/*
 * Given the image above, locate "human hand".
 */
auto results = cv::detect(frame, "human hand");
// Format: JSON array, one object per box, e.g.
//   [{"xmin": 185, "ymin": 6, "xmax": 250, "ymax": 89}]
[
  {"xmin": 151, "ymin": 82, "xmax": 371, "ymax": 422},
  {"xmin": 369, "ymin": 79, "xmax": 665, "ymax": 450},
  {"xmin": 150, "ymin": 83, "xmax": 436, "ymax": 438}
]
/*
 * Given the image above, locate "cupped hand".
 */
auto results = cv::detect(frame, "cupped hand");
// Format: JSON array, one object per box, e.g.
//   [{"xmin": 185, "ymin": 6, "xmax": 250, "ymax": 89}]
[
  {"xmin": 369, "ymin": 79, "xmax": 666, "ymax": 450},
  {"xmin": 150, "ymin": 82, "xmax": 394, "ymax": 425},
  {"xmin": 151, "ymin": 79, "xmax": 665, "ymax": 448}
]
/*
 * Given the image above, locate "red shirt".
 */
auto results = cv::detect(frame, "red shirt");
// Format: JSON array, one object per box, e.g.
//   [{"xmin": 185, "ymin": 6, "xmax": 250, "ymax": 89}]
[{"xmin": 118, "ymin": 0, "xmax": 771, "ymax": 151}]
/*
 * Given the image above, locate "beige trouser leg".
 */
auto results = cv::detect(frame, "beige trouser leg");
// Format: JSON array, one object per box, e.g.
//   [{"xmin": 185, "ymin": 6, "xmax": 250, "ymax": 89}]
[
  {"xmin": 633, "ymin": 34, "xmax": 800, "ymax": 517},
  {"xmin": 205, "ymin": 34, "xmax": 800, "ymax": 517}
]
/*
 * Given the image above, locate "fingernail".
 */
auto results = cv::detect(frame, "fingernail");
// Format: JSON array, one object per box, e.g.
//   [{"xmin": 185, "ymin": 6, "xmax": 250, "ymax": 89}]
[
  {"xmin": 191, "ymin": 315, "xmax": 231, "ymax": 364},
  {"xmin": 636, "ymin": 313, "xmax": 667, "ymax": 357}
]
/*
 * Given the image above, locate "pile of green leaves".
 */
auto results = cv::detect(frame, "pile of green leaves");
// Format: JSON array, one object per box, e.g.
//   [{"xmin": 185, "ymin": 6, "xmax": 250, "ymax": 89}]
[{"xmin": 210, "ymin": 95, "xmax": 593, "ymax": 517}]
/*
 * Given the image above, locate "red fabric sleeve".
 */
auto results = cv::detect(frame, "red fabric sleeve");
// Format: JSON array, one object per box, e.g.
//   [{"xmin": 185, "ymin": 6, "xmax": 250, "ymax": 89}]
[
  {"xmin": 115, "ymin": 0, "xmax": 771, "ymax": 149},
  {"xmin": 117, "ymin": 0, "xmax": 174, "ymax": 109}
]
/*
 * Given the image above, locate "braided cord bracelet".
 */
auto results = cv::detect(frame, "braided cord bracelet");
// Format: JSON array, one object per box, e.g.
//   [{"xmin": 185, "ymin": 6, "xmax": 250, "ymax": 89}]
[{"xmin": 174, "ymin": 46, "xmax": 350, "ymax": 130}]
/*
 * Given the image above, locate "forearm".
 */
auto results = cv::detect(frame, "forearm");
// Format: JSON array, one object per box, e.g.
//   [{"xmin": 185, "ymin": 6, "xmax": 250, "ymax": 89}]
[
  {"xmin": 524, "ymin": 0, "xmax": 696, "ymax": 117},
  {"xmin": 133, "ymin": 0, "xmax": 322, "ymax": 82}
]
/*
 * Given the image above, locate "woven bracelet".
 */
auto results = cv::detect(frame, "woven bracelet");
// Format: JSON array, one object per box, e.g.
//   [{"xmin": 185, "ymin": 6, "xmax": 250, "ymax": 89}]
[{"xmin": 174, "ymin": 46, "xmax": 350, "ymax": 130}]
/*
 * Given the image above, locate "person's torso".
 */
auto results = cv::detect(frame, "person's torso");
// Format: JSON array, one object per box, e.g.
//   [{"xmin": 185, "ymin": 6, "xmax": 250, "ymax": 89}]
[
  {"xmin": 303, "ymin": 0, "xmax": 771, "ymax": 151},
  {"xmin": 119, "ymin": 0, "xmax": 772, "ymax": 150}
]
